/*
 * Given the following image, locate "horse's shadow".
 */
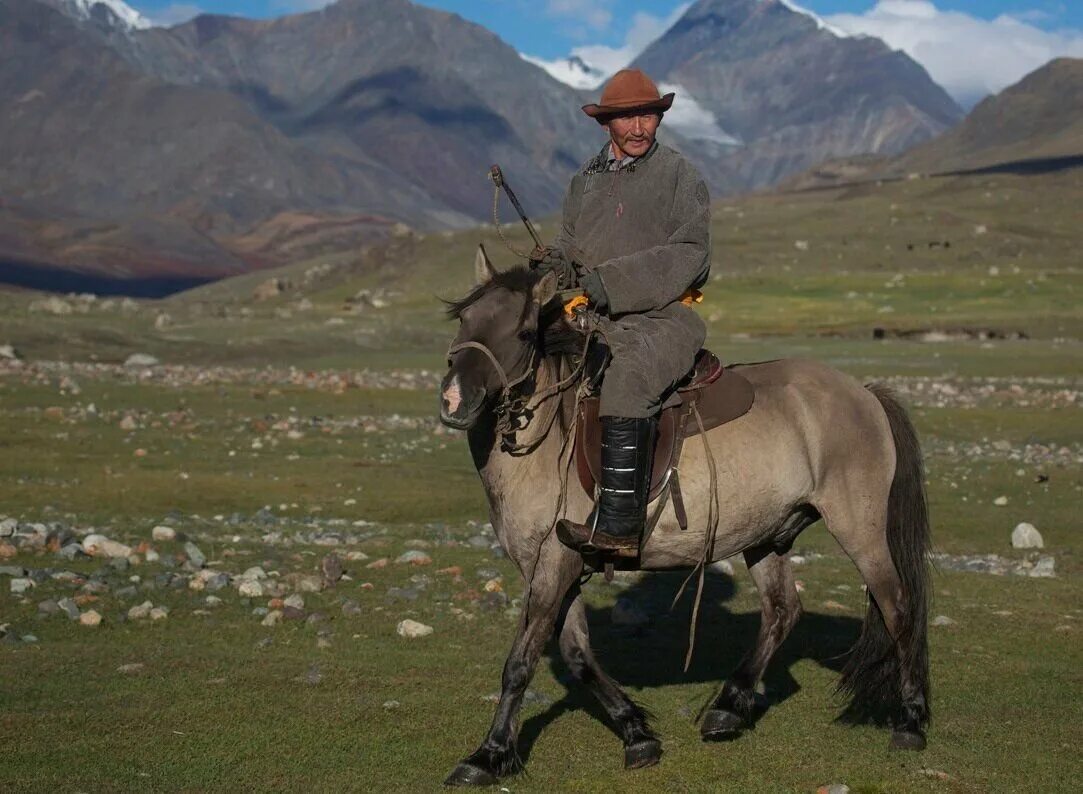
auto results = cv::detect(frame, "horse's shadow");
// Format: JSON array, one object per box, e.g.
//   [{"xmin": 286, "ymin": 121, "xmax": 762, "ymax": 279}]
[{"xmin": 518, "ymin": 570, "xmax": 862, "ymax": 762}]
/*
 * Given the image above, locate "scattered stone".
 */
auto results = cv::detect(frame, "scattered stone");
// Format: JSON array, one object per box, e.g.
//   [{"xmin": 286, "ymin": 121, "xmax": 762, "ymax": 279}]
[
  {"xmin": 341, "ymin": 599, "xmax": 363, "ymax": 617},
  {"xmin": 709, "ymin": 559, "xmax": 734, "ymax": 576},
  {"xmin": 283, "ymin": 593, "xmax": 305, "ymax": 610},
  {"xmin": 282, "ymin": 606, "xmax": 306, "ymax": 621},
  {"xmin": 261, "ymin": 610, "xmax": 283, "ymax": 627},
  {"xmin": 303, "ymin": 663, "xmax": 322, "ymax": 685},
  {"xmin": 149, "ymin": 606, "xmax": 169, "ymax": 621},
  {"xmin": 82, "ymin": 534, "xmax": 132, "ymax": 558},
  {"xmin": 396, "ymin": 619, "xmax": 433, "ymax": 638},
  {"xmin": 183, "ymin": 541, "xmax": 206, "ymax": 568},
  {"xmin": 57, "ymin": 598, "xmax": 80, "ymax": 620},
  {"xmin": 1011, "ymin": 522, "xmax": 1043, "ymax": 549},
  {"xmin": 321, "ymin": 553, "xmax": 344, "ymax": 585},
  {"xmin": 822, "ymin": 600, "xmax": 849, "ymax": 611},
  {"xmin": 931, "ymin": 615, "xmax": 956, "ymax": 627},
  {"xmin": 10, "ymin": 577, "xmax": 34, "ymax": 594},
  {"xmin": 993, "ymin": 496, "xmax": 1008, "ymax": 506},
  {"xmin": 37, "ymin": 599, "xmax": 59, "ymax": 615},
  {"xmin": 382, "ymin": 700, "xmax": 401, "ymax": 710},
  {"xmin": 127, "ymin": 601, "xmax": 154, "ymax": 620},
  {"xmin": 123, "ymin": 353, "xmax": 160, "ymax": 368},
  {"xmin": 395, "ymin": 550, "xmax": 432, "ymax": 566},
  {"xmin": 238, "ymin": 579, "xmax": 264, "ymax": 598},
  {"xmin": 386, "ymin": 587, "xmax": 421, "ymax": 603},
  {"xmin": 366, "ymin": 558, "xmax": 389, "ymax": 570},
  {"xmin": 817, "ymin": 785, "xmax": 850, "ymax": 794},
  {"xmin": 151, "ymin": 525, "xmax": 177, "ymax": 542},
  {"xmin": 117, "ymin": 663, "xmax": 145, "ymax": 674},
  {"xmin": 80, "ymin": 610, "xmax": 102, "ymax": 627},
  {"xmin": 1029, "ymin": 556, "xmax": 1056, "ymax": 578}
]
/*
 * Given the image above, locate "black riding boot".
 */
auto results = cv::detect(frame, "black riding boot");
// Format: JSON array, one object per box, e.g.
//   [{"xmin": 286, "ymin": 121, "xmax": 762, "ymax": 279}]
[{"xmin": 557, "ymin": 415, "xmax": 656, "ymax": 555}]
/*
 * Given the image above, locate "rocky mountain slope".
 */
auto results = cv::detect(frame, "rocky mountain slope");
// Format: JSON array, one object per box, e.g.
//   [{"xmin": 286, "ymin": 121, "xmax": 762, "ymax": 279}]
[
  {"xmin": 1, "ymin": 0, "xmax": 968, "ymax": 289},
  {"xmin": 893, "ymin": 58, "xmax": 1083, "ymax": 175},
  {"xmin": 632, "ymin": 0, "xmax": 964, "ymax": 189}
]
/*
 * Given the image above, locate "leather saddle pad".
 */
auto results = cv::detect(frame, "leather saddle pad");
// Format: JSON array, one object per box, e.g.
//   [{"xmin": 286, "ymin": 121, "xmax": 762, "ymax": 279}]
[{"xmin": 574, "ymin": 356, "xmax": 755, "ymax": 502}]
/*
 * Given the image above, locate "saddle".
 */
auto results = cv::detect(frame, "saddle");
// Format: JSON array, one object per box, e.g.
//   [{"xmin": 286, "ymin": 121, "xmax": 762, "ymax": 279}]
[{"xmin": 574, "ymin": 349, "xmax": 755, "ymax": 531}]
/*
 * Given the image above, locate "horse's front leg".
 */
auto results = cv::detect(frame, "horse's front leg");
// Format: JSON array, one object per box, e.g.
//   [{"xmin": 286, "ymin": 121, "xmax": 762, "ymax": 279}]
[{"xmin": 444, "ymin": 535, "xmax": 582, "ymax": 787}]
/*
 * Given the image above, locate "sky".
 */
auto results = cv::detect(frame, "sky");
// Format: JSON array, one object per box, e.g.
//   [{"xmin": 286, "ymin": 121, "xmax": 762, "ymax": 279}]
[{"xmin": 134, "ymin": 0, "xmax": 1083, "ymax": 107}]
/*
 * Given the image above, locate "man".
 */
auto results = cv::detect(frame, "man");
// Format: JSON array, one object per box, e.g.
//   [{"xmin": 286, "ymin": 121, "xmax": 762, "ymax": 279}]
[{"xmin": 533, "ymin": 68, "xmax": 711, "ymax": 555}]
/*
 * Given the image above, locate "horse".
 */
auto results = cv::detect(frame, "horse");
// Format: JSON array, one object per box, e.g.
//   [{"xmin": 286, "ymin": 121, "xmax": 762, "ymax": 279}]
[{"xmin": 437, "ymin": 247, "xmax": 931, "ymax": 786}]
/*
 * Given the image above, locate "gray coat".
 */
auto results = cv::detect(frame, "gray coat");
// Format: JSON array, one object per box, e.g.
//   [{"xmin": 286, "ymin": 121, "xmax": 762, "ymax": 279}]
[{"xmin": 553, "ymin": 140, "xmax": 711, "ymax": 417}]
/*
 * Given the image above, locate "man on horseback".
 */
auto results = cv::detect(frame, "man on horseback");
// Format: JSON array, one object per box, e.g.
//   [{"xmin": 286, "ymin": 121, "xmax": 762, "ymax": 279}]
[{"xmin": 531, "ymin": 68, "xmax": 712, "ymax": 555}]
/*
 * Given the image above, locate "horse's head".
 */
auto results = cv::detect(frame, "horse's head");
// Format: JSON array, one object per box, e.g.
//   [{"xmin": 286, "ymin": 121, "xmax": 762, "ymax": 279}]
[{"xmin": 439, "ymin": 246, "xmax": 560, "ymax": 430}]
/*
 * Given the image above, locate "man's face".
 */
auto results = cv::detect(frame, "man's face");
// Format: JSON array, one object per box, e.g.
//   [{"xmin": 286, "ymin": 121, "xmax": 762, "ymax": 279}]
[{"xmin": 605, "ymin": 112, "xmax": 661, "ymax": 158}]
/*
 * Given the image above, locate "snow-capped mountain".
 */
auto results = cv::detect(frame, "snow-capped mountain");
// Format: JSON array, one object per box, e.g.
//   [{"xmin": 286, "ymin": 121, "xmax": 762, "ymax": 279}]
[
  {"xmin": 521, "ymin": 54, "xmax": 605, "ymax": 90},
  {"xmin": 59, "ymin": 0, "xmax": 150, "ymax": 30}
]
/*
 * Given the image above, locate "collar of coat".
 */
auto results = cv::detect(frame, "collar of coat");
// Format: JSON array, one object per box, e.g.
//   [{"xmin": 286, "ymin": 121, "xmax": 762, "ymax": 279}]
[{"xmin": 583, "ymin": 139, "xmax": 660, "ymax": 175}]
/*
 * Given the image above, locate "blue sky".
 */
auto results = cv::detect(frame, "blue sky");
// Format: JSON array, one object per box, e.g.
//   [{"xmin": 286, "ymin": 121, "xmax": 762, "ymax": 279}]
[{"xmin": 135, "ymin": 0, "xmax": 1083, "ymax": 106}]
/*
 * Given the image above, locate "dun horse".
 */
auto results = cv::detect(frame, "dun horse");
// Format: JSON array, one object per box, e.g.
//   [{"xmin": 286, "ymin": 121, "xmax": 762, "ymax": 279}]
[{"xmin": 438, "ymin": 249, "xmax": 931, "ymax": 786}]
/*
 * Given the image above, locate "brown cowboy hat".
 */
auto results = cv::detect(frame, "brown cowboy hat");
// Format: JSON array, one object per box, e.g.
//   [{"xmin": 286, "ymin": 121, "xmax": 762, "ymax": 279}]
[{"xmin": 581, "ymin": 68, "xmax": 674, "ymax": 120}]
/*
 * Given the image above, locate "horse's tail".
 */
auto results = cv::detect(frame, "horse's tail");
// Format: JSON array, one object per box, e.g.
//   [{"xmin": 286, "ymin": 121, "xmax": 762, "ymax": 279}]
[{"xmin": 838, "ymin": 383, "xmax": 931, "ymax": 724}]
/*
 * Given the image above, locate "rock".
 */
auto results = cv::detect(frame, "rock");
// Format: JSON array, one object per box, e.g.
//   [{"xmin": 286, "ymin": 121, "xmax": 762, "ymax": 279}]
[
  {"xmin": 382, "ymin": 700, "xmax": 401, "ymax": 710},
  {"xmin": 321, "ymin": 553, "xmax": 344, "ymax": 584},
  {"xmin": 82, "ymin": 534, "xmax": 132, "ymax": 558},
  {"xmin": 0, "ymin": 517, "xmax": 17, "ymax": 536},
  {"xmin": 240, "ymin": 566, "xmax": 267, "ymax": 580},
  {"xmin": 931, "ymin": 615, "xmax": 956, "ymax": 627},
  {"xmin": 282, "ymin": 606, "xmax": 306, "ymax": 621},
  {"xmin": 1029, "ymin": 556, "xmax": 1056, "ymax": 578},
  {"xmin": 10, "ymin": 578, "xmax": 34, "ymax": 594},
  {"xmin": 123, "ymin": 353, "xmax": 160, "ymax": 368},
  {"xmin": 993, "ymin": 495, "xmax": 1008, "ymax": 506},
  {"xmin": 38, "ymin": 599, "xmax": 60, "ymax": 615},
  {"xmin": 238, "ymin": 579, "xmax": 264, "ymax": 598},
  {"xmin": 80, "ymin": 610, "xmax": 102, "ymax": 627},
  {"xmin": 144, "ymin": 549, "xmax": 160, "ymax": 563},
  {"xmin": 57, "ymin": 598, "xmax": 80, "ymax": 620},
  {"xmin": 612, "ymin": 597, "xmax": 649, "ymax": 628},
  {"xmin": 261, "ymin": 610, "xmax": 283, "ymax": 626},
  {"xmin": 0, "ymin": 565, "xmax": 25, "ymax": 577},
  {"xmin": 0, "ymin": 343, "xmax": 22, "ymax": 360},
  {"xmin": 253, "ymin": 277, "xmax": 288, "ymax": 302},
  {"xmin": 1011, "ymin": 522, "xmax": 1043, "ymax": 549},
  {"xmin": 283, "ymin": 593, "xmax": 305, "ymax": 610},
  {"xmin": 395, "ymin": 550, "xmax": 432, "ymax": 566},
  {"xmin": 30, "ymin": 296, "xmax": 73, "ymax": 315},
  {"xmin": 183, "ymin": 541, "xmax": 206, "ymax": 568},
  {"xmin": 303, "ymin": 664, "xmax": 323, "ymax": 685},
  {"xmin": 341, "ymin": 599, "xmax": 363, "ymax": 617},
  {"xmin": 386, "ymin": 587, "xmax": 421, "ymax": 603},
  {"xmin": 396, "ymin": 619, "xmax": 433, "ymax": 638},
  {"xmin": 127, "ymin": 601, "xmax": 154, "ymax": 620},
  {"xmin": 295, "ymin": 575, "xmax": 323, "ymax": 593},
  {"xmin": 117, "ymin": 663, "xmax": 145, "ymax": 674},
  {"xmin": 151, "ymin": 525, "xmax": 176, "ymax": 542},
  {"xmin": 56, "ymin": 543, "xmax": 86, "ymax": 561},
  {"xmin": 154, "ymin": 313, "xmax": 172, "ymax": 330},
  {"xmin": 366, "ymin": 558, "xmax": 389, "ymax": 570},
  {"xmin": 817, "ymin": 786, "xmax": 850, "ymax": 794}
]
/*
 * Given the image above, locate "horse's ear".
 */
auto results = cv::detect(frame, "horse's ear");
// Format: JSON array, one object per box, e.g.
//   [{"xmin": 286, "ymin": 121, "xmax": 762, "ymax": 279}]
[
  {"xmin": 475, "ymin": 244, "xmax": 497, "ymax": 285},
  {"xmin": 532, "ymin": 269, "xmax": 558, "ymax": 306}
]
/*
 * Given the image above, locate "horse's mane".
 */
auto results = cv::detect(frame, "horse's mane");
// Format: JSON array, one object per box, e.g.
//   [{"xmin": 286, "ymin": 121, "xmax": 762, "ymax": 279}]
[{"xmin": 443, "ymin": 266, "xmax": 583, "ymax": 358}]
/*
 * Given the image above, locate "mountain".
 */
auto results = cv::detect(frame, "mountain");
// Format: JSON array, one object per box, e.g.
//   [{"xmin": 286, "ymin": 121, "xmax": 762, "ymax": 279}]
[
  {"xmin": 892, "ymin": 58, "xmax": 1083, "ymax": 175},
  {"xmin": 0, "ymin": 0, "xmax": 456, "ymax": 280},
  {"xmin": 1, "ymin": 0, "xmax": 967, "ymax": 291},
  {"xmin": 631, "ymin": 0, "xmax": 964, "ymax": 189},
  {"xmin": 108, "ymin": 0, "xmax": 598, "ymax": 221}
]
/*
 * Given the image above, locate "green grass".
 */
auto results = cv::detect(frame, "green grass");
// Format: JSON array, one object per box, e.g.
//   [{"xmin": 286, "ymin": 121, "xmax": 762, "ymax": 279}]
[{"xmin": 0, "ymin": 167, "xmax": 1081, "ymax": 791}]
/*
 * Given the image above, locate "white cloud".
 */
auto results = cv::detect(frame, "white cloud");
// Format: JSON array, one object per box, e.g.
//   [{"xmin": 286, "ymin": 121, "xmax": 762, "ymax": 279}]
[
  {"xmin": 567, "ymin": 3, "xmax": 690, "ymax": 76},
  {"xmin": 147, "ymin": 3, "xmax": 202, "ymax": 26},
  {"xmin": 825, "ymin": 0, "xmax": 1083, "ymax": 108},
  {"xmin": 658, "ymin": 82, "xmax": 742, "ymax": 145}
]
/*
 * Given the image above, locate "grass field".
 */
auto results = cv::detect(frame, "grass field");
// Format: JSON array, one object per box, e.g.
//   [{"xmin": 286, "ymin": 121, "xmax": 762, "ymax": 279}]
[{"xmin": 1, "ymin": 168, "xmax": 1081, "ymax": 792}]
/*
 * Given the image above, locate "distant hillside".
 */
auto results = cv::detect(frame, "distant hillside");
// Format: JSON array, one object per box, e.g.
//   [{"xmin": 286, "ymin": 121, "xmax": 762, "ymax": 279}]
[
  {"xmin": 893, "ymin": 58, "xmax": 1083, "ymax": 175},
  {"xmin": 632, "ymin": 0, "xmax": 963, "ymax": 189}
]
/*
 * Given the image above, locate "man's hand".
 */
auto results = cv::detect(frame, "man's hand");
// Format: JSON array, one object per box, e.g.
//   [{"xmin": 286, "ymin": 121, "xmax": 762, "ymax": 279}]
[
  {"xmin": 528, "ymin": 246, "xmax": 577, "ymax": 289},
  {"xmin": 580, "ymin": 270, "xmax": 610, "ymax": 314}
]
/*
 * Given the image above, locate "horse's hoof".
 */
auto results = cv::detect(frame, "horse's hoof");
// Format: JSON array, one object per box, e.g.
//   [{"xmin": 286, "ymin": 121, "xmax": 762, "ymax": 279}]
[
  {"xmin": 443, "ymin": 762, "xmax": 499, "ymax": 787},
  {"xmin": 624, "ymin": 738, "xmax": 662, "ymax": 770},
  {"xmin": 700, "ymin": 709, "xmax": 747, "ymax": 741},
  {"xmin": 889, "ymin": 730, "xmax": 927, "ymax": 751}
]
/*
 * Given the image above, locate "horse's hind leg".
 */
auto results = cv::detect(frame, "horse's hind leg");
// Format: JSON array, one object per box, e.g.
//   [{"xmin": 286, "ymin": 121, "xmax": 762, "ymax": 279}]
[
  {"xmin": 821, "ymin": 489, "xmax": 931, "ymax": 750},
  {"xmin": 444, "ymin": 541, "xmax": 582, "ymax": 787},
  {"xmin": 701, "ymin": 546, "xmax": 802, "ymax": 740},
  {"xmin": 558, "ymin": 587, "xmax": 661, "ymax": 770}
]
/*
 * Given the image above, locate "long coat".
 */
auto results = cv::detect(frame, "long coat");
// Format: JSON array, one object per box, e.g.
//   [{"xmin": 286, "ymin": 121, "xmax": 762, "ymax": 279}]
[{"xmin": 553, "ymin": 140, "xmax": 711, "ymax": 418}]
